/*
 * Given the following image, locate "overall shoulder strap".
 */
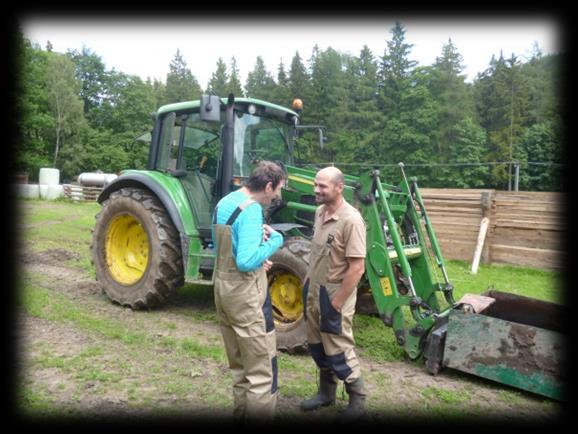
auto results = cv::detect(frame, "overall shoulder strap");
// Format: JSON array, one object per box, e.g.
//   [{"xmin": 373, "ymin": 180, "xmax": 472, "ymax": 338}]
[{"xmin": 226, "ymin": 199, "xmax": 258, "ymax": 226}]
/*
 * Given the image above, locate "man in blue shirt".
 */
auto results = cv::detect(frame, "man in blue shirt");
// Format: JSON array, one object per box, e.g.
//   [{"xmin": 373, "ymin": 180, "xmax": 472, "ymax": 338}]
[{"xmin": 212, "ymin": 161, "xmax": 285, "ymax": 423}]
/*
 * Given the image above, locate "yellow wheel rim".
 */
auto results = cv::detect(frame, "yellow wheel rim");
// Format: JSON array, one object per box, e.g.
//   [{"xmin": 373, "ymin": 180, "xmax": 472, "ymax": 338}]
[
  {"xmin": 269, "ymin": 271, "xmax": 303, "ymax": 324},
  {"xmin": 105, "ymin": 214, "xmax": 149, "ymax": 285}
]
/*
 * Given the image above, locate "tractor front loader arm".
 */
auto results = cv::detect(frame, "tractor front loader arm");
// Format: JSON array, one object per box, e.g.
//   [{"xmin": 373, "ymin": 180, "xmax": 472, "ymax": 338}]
[{"xmin": 355, "ymin": 169, "xmax": 454, "ymax": 360}]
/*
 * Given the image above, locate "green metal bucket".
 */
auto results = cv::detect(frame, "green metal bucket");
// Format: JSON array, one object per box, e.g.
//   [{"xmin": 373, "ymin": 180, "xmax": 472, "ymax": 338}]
[{"xmin": 443, "ymin": 290, "xmax": 567, "ymax": 401}]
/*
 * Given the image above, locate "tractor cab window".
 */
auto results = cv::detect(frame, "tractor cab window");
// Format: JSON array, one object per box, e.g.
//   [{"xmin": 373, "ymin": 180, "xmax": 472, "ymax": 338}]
[
  {"xmin": 233, "ymin": 110, "xmax": 292, "ymax": 177},
  {"xmin": 180, "ymin": 113, "xmax": 221, "ymax": 179}
]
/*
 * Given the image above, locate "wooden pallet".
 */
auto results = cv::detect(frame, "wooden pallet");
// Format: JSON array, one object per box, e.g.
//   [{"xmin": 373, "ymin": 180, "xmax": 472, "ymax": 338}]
[{"xmin": 63, "ymin": 184, "xmax": 103, "ymax": 202}]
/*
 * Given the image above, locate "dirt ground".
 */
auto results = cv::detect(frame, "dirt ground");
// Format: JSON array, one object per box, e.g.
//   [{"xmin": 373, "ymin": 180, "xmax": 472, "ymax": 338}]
[{"xmin": 15, "ymin": 237, "xmax": 567, "ymax": 425}]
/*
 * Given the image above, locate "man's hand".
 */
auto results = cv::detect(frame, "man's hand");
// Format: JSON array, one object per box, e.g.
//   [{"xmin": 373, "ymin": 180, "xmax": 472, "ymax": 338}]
[
  {"xmin": 330, "ymin": 297, "xmax": 343, "ymax": 313},
  {"xmin": 331, "ymin": 257, "xmax": 365, "ymax": 313},
  {"xmin": 263, "ymin": 259, "xmax": 273, "ymax": 272},
  {"xmin": 263, "ymin": 224, "xmax": 276, "ymax": 242}
]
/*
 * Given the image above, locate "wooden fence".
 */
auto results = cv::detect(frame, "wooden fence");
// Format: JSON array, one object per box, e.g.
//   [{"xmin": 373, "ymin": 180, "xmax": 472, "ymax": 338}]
[
  {"xmin": 61, "ymin": 183, "xmax": 564, "ymax": 270},
  {"xmin": 419, "ymin": 188, "xmax": 566, "ymax": 271}
]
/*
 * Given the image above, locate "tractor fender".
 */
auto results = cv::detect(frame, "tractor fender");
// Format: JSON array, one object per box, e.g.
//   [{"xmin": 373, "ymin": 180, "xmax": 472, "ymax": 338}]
[{"xmin": 98, "ymin": 173, "xmax": 185, "ymax": 234}]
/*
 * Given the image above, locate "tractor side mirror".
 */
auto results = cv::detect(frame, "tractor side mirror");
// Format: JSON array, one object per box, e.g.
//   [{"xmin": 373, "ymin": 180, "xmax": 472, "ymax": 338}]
[
  {"xmin": 318, "ymin": 127, "xmax": 327, "ymax": 149},
  {"xmin": 200, "ymin": 94, "xmax": 221, "ymax": 122},
  {"xmin": 295, "ymin": 125, "xmax": 326, "ymax": 149}
]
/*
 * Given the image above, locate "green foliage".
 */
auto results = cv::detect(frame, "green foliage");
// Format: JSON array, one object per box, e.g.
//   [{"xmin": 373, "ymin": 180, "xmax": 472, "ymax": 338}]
[
  {"xmin": 44, "ymin": 52, "xmax": 86, "ymax": 167},
  {"xmin": 59, "ymin": 127, "xmax": 131, "ymax": 180},
  {"xmin": 15, "ymin": 25, "xmax": 564, "ymax": 191},
  {"xmin": 514, "ymin": 122, "xmax": 563, "ymax": 191},
  {"xmin": 68, "ymin": 46, "xmax": 108, "ymax": 115},
  {"xmin": 435, "ymin": 117, "xmax": 489, "ymax": 188}
]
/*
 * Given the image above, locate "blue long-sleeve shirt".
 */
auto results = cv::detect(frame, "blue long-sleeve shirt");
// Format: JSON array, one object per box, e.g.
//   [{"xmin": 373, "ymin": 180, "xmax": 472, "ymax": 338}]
[{"xmin": 212, "ymin": 190, "xmax": 283, "ymax": 272}]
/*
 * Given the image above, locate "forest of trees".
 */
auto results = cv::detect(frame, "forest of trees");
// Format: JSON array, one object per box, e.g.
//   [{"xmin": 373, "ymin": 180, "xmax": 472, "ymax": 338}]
[{"xmin": 13, "ymin": 22, "xmax": 566, "ymax": 191}]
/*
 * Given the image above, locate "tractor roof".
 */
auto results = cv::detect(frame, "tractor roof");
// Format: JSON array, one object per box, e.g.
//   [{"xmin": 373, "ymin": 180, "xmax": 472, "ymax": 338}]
[{"xmin": 156, "ymin": 97, "xmax": 299, "ymax": 121}]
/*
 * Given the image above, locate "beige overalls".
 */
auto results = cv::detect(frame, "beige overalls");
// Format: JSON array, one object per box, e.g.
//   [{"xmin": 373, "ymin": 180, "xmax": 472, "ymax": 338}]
[
  {"xmin": 213, "ymin": 199, "xmax": 278, "ymax": 421},
  {"xmin": 303, "ymin": 203, "xmax": 364, "ymax": 383}
]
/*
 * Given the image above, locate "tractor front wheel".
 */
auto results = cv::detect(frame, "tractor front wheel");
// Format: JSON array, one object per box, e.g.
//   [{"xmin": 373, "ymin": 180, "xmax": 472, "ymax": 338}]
[
  {"xmin": 91, "ymin": 187, "xmax": 184, "ymax": 309},
  {"xmin": 268, "ymin": 237, "xmax": 310, "ymax": 353}
]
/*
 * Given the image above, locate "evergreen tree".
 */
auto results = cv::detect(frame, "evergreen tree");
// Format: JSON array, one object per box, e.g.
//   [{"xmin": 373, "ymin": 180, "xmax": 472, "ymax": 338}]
[
  {"xmin": 379, "ymin": 21, "xmax": 418, "ymax": 113},
  {"xmin": 164, "ymin": 49, "xmax": 202, "ymax": 104},
  {"xmin": 288, "ymin": 51, "xmax": 310, "ymax": 99},
  {"xmin": 428, "ymin": 38, "xmax": 476, "ymax": 154},
  {"xmin": 377, "ymin": 21, "xmax": 439, "ymax": 184},
  {"xmin": 332, "ymin": 46, "xmax": 383, "ymax": 168},
  {"xmin": 522, "ymin": 50, "xmax": 562, "ymax": 126},
  {"xmin": 514, "ymin": 122, "xmax": 562, "ymax": 191},
  {"xmin": 346, "ymin": 45, "xmax": 383, "ymax": 147},
  {"xmin": 436, "ymin": 117, "xmax": 489, "ymax": 188},
  {"xmin": 227, "ymin": 57, "xmax": 244, "ymax": 97},
  {"xmin": 301, "ymin": 47, "xmax": 349, "ymax": 162},
  {"xmin": 475, "ymin": 52, "xmax": 531, "ymax": 189},
  {"xmin": 245, "ymin": 56, "xmax": 276, "ymax": 100},
  {"xmin": 207, "ymin": 57, "xmax": 228, "ymax": 96},
  {"xmin": 274, "ymin": 58, "xmax": 291, "ymax": 106}
]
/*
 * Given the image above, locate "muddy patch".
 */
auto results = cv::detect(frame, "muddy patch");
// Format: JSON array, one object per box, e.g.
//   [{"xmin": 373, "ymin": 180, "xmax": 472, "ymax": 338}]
[{"xmin": 22, "ymin": 248, "xmax": 81, "ymax": 266}]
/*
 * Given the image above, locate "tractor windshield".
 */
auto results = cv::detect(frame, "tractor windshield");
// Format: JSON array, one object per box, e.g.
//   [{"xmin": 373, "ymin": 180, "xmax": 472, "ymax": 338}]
[
  {"xmin": 232, "ymin": 110, "xmax": 293, "ymax": 177},
  {"xmin": 154, "ymin": 101, "xmax": 295, "ymax": 181}
]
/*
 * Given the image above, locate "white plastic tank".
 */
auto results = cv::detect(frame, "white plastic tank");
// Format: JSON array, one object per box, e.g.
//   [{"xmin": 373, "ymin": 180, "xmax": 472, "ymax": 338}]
[
  {"xmin": 39, "ymin": 184, "xmax": 64, "ymax": 200},
  {"xmin": 77, "ymin": 172, "xmax": 118, "ymax": 187},
  {"xmin": 39, "ymin": 168, "xmax": 60, "ymax": 186},
  {"xmin": 17, "ymin": 184, "xmax": 40, "ymax": 199}
]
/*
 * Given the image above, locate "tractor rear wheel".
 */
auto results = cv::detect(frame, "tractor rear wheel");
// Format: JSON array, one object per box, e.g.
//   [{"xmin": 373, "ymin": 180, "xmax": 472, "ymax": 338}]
[
  {"xmin": 268, "ymin": 237, "xmax": 310, "ymax": 353},
  {"xmin": 91, "ymin": 187, "xmax": 184, "ymax": 309}
]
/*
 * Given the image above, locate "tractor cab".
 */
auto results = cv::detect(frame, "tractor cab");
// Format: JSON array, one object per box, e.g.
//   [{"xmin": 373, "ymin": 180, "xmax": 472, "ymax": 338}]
[{"xmin": 149, "ymin": 95, "xmax": 300, "ymax": 244}]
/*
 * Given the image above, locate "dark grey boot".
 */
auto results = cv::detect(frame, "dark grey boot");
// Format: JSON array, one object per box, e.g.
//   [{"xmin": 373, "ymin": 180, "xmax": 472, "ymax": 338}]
[
  {"xmin": 338, "ymin": 377, "xmax": 366, "ymax": 420},
  {"xmin": 301, "ymin": 369, "xmax": 338, "ymax": 411}
]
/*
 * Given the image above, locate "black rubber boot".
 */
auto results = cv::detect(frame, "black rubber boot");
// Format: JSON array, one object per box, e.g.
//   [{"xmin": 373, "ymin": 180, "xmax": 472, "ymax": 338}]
[
  {"xmin": 338, "ymin": 377, "xmax": 367, "ymax": 421},
  {"xmin": 300, "ymin": 369, "xmax": 338, "ymax": 411}
]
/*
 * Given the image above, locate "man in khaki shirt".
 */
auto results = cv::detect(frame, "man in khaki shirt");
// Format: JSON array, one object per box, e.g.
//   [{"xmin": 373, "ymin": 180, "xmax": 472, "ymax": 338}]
[{"xmin": 301, "ymin": 167, "xmax": 367, "ymax": 419}]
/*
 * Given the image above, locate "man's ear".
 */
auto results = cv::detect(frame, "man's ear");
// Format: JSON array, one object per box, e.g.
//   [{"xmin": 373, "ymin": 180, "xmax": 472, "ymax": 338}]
[{"xmin": 266, "ymin": 181, "xmax": 273, "ymax": 192}]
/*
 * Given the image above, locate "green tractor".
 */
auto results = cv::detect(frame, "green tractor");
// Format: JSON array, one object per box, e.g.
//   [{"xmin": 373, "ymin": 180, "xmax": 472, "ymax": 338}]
[{"xmin": 92, "ymin": 94, "xmax": 566, "ymax": 399}]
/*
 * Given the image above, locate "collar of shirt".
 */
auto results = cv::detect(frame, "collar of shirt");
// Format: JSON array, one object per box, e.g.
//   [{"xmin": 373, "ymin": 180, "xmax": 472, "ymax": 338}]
[{"xmin": 319, "ymin": 200, "xmax": 347, "ymax": 224}]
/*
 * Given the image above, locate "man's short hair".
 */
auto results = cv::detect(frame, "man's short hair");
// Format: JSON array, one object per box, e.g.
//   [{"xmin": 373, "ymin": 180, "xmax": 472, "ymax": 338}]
[{"xmin": 246, "ymin": 160, "xmax": 287, "ymax": 192}]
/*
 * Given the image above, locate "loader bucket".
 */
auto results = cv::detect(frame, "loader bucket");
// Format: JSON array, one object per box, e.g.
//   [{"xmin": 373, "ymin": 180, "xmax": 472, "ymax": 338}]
[{"xmin": 443, "ymin": 290, "xmax": 567, "ymax": 400}]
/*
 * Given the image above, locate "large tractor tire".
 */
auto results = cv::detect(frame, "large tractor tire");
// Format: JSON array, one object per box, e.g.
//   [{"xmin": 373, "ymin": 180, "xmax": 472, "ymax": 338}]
[
  {"xmin": 268, "ymin": 237, "xmax": 310, "ymax": 353},
  {"xmin": 91, "ymin": 187, "xmax": 184, "ymax": 309}
]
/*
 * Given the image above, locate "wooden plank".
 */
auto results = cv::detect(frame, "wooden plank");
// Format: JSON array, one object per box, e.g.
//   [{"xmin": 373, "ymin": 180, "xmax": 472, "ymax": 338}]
[
  {"xmin": 431, "ymin": 225, "xmax": 481, "ymax": 235},
  {"xmin": 425, "ymin": 209, "xmax": 482, "ymax": 217},
  {"xmin": 437, "ymin": 239, "xmax": 476, "ymax": 261},
  {"xmin": 490, "ymin": 244, "xmax": 564, "ymax": 270},
  {"xmin": 494, "ymin": 204, "xmax": 564, "ymax": 214},
  {"xmin": 493, "ymin": 219, "xmax": 562, "ymax": 231},
  {"xmin": 492, "ymin": 229, "xmax": 563, "ymax": 251},
  {"xmin": 494, "ymin": 209, "xmax": 563, "ymax": 218},
  {"xmin": 428, "ymin": 216, "xmax": 483, "ymax": 227}
]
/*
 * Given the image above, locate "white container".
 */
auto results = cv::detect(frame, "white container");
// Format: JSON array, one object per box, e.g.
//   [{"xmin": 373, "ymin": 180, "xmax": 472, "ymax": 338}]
[
  {"xmin": 46, "ymin": 185, "xmax": 64, "ymax": 200},
  {"xmin": 39, "ymin": 168, "xmax": 60, "ymax": 186},
  {"xmin": 78, "ymin": 172, "xmax": 118, "ymax": 187},
  {"xmin": 17, "ymin": 184, "xmax": 39, "ymax": 199},
  {"xmin": 38, "ymin": 184, "xmax": 49, "ymax": 199}
]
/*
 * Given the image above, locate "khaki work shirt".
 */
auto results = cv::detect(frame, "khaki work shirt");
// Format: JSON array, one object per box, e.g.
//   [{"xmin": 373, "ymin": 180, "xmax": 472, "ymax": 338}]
[{"xmin": 312, "ymin": 200, "xmax": 366, "ymax": 283}]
